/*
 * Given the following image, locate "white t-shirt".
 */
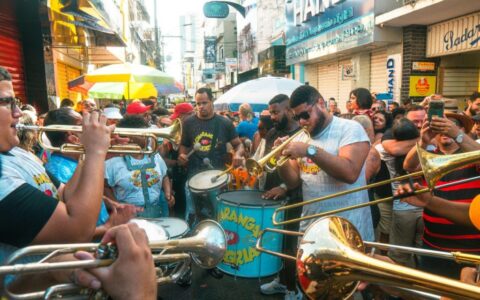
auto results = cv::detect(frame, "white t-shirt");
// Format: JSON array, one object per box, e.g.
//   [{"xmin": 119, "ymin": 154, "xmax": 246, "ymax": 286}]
[
  {"xmin": 0, "ymin": 147, "xmax": 58, "ymax": 201},
  {"xmin": 299, "ymin": 117, "xmax": 374, "ymax": 241},
  {"xmin": 105, "ymin": 154, "xmax": 168, "ymax": 207}
]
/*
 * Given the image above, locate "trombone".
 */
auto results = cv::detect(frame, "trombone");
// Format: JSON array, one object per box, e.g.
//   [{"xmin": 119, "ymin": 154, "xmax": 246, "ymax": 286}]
[
  {"xmin": 256, "ymin": 216, "xmax": 480, "ymax": 300},
  {"xmin": 272, "ymin": 143, "xmax": 480, "ymax": 225},
  {"xmin": 1, "ymin": 220, "xmax": 226, "ymax": 300},
  {"xmin": 246, "ymin": 128, "xmax": 310, "ymax": 176},
  {"xmin": 16, "ymin": 119, "xmax": 182, "ymax": 155}
]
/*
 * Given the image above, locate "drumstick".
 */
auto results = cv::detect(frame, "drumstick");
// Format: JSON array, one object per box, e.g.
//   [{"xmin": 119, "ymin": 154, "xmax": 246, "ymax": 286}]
[
  {"xmin": 187, "ymin": 143, "xmax": 201, "ymax": 158},
  {"xmin": 203, "ymin": 157, "xmax": 214, "ymax": 169},
  {"xmin": 211, "ymin": 166, "xmax": 233, "ymax": 183}
]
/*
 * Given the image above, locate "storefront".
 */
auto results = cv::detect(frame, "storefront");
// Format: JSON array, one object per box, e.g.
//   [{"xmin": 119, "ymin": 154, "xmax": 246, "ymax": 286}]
[
  {"xmin": 0, "ymin": 0, "xmax": 26, "ymax": 102},
  {"xmin": 285, "ymin": 0, "xmax": 402, "ymax": 110},
  {"xmin": 426, "ymin": 11, "xmax": 480, "ymax": 105}
]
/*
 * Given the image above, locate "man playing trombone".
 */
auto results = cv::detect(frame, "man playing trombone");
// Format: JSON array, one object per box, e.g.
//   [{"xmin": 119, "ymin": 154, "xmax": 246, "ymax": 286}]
[{"xmin": 276, "ymin": 85, "xmax": 374, "ymax": 241}]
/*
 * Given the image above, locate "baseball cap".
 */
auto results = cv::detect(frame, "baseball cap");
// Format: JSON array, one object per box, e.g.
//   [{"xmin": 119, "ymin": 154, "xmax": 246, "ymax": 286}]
[
  {"xmin": 170, "ymin": 102, "xmax": 194, "ymax": 120},
  {"xmin": 126, "ymin": 101, "xmax": 151, "ymax": 114},
  {"xmin": 103, "ymin": 107, "xmax": 123, "ymax": 120}
]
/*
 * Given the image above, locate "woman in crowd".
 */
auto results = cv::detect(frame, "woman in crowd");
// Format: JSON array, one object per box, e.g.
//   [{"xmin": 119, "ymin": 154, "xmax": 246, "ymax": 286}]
[{"xmin": 373, "ymin": 110, "xmax": 393, "ymax": 142}]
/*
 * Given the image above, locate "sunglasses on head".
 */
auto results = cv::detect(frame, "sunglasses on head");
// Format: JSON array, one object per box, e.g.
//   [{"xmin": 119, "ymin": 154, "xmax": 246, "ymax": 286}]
[{"xmin": 0, "ymin": 97, "xmax": 20, "ymax": 110}]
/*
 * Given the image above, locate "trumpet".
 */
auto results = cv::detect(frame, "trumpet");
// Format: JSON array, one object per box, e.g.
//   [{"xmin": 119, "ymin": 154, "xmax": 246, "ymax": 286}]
[
  {"xmin": 1, "ymin": 220, "xmax": 226, "ymax": 300},
  {"xmin": 272, "ymin": 143, "xmax": 480, "ymax": 226},
  {"xmin": 16, "ymin": 119, "xmax": 182, "ymax": 155},
  {"xmin": 246, "ymin": 128, "xmax": 310, "ymax": 176},
  {"xmin": 256, "ymin": 216, "xmax": 480, "ymax": 300}
]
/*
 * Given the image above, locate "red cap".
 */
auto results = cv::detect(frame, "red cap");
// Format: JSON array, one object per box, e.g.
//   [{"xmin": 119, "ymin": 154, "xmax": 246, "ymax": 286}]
[
  {"xmin": 170, "ymin": 102, "xmax": 194, "ymax": 120},
  {"xmin": 126, "ymin": 101, "xmax": 151, "ymax": 114}
]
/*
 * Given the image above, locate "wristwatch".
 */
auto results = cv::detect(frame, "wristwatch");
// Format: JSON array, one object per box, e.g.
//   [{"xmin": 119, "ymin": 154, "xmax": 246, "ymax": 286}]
[
  {"xmin": 306, "ymin": 145, "xmax": 318, "ymax": 158},
  {"xmin": 279, "ymin": 183, "xmax": 288, "ymax": 191},
  {"xmin": 455, "ymin": 132, "xmax": 465, "ymax": 144}
]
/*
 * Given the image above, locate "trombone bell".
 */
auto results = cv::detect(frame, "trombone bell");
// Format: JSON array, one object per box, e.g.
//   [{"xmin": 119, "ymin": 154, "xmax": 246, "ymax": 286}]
[{"xmin": 257, "ymin": 217, "xmax": 480, "ymax": 300}]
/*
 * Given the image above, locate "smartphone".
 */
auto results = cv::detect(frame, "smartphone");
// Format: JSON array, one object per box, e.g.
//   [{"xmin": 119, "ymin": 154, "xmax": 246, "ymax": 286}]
[{"xmin": 428, "ymin": 100, "xmax": 444, "ymax": 122}]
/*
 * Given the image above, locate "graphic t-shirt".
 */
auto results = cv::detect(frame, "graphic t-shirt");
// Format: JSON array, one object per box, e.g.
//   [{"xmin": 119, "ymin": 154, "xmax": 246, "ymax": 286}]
[
  {"xmin": 0, "ymin": 147, "xmax": 58, "ymax": 199},
  {"xmin": 105, "ymin": 154, "xmax": 168, "ymax": 214},
  {"xmin": 181, "ymin": 114, "xmax": 237, "ymax": 177},
  {"xmin": 45, "ymin": 153, "xmax": 110, "ymax": 226},
  {"xmin": 299, "ymin": 117, "xmax": 374, "ymax": 241}
]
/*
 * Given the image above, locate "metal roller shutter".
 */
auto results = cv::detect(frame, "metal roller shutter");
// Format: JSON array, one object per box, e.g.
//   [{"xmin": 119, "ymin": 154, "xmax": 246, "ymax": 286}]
[
  {"xmin": 56, "ymin": 62, "xmax": 82, "ymax": 102},
  {"xmin": 338, "ymin": 59, "xmax": 352, "ymax": 111},
  {"xmin": 370, "ymin": 49, "xmax": 387, "ymax": 94},
  {"xmin": 305, "ymin": 64, "xmax": 318, "ymax": 89},
  {"xmin": 317, "ymin": 61, "xmax": 338, "ymax": 101},
  {"xmin": 0, "ymin": 0, "xmax": 26, "ymax": 102},
  {"xmin": 440, "ymin": 68, "xmax": 479, "ymax": 100}
]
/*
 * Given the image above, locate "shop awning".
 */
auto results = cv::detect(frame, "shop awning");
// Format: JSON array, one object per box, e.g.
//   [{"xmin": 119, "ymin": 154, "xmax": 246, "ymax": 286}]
[{"xmin": 48, "ymin": 0, "xmax": 126, "ymax": 48}]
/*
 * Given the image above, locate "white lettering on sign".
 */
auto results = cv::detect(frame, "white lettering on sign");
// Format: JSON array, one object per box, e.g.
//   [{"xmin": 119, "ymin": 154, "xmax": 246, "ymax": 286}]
[
  {"xmin": 387, "ymin": 58, "xmax": 395, "ymax": 95},
  {"xmin": 294, "ymin": 0, "xmax": 347, "ymax": 26}
]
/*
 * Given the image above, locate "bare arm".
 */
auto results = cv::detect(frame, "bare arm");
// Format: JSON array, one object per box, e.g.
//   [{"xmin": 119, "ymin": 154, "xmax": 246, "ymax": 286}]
[
  {"xmin": 365, "ymin": 146, "xmax": 381, "ymax": 182},
  {"xmin": 32, "ymin": 112, "xmax": 113, "ymax": 244},
  {"xmin": 230, "ymin": 137, "xmax": 245, "ymax": 166},
  {"xmin": 382, "ymin": 139, "xmax": 417, "ymax": 156}
]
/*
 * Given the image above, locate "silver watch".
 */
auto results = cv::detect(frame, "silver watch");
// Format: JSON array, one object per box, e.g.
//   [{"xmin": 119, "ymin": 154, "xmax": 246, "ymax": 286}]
[{"xmin": 455, "ymin": 132, "xmax": 465, "ymax": 144}]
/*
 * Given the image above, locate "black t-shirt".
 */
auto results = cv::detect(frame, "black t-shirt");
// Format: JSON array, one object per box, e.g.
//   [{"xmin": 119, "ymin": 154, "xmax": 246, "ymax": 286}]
[
  {"xmin": 0, "ymin": 183, "xmax": 58, "ymax": 247},
  {"xmin": 181, "ymin": 114, "xmax": 238, "ymax": 177}
]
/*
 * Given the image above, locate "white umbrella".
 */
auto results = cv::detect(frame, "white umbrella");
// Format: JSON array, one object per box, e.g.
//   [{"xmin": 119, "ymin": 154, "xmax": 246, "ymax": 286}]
[{"xmin": 214, "ymin": 77, "xmax": 303, "ymax": 112}]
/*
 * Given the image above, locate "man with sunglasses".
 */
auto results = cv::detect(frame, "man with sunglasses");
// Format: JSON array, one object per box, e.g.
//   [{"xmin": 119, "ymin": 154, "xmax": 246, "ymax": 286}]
[
  {"xmin": 277, "ymin": 85, "xmax": 374, "ymax": 242},
  {"xmin": 0, "ymin": 66, "xmax": 114, "ymax": 253}
]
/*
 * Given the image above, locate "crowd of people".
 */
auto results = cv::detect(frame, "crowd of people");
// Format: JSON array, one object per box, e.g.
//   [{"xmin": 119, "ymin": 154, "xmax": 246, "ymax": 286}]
[{"xmin": 2, "ymin": 63, "xmax": 480, "ymax": 299}]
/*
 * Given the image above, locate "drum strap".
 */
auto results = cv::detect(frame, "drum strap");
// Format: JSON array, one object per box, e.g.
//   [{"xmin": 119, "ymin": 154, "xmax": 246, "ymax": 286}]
[
  {"xmin": 208, "ymin": 116, "xmax": 221, "ymax": 161},
  {"xmin": 124, "ymin": 155, "xmax": 156, "ymax": 209}
]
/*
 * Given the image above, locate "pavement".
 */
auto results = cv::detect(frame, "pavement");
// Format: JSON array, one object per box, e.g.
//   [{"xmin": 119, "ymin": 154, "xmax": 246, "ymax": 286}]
[{"xmin": 157, "ymin": 265, "xmax": 284, "ymax": 300}]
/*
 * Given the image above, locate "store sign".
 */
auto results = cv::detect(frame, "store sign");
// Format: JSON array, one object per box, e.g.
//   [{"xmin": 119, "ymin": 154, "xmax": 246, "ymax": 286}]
[
  {"xmin": 386, "ymin": 57, "xmax": 395, "ymax": 95},
  {"xmin": 204, "ymin": 37, "xmax": 217, "ymax": 63},
  {"xmin": 427, "ymin": 12, "xmax": 480, "ymax": 57},
  {"xmin": 412, "ymin": 61, "xmax": 435, "ymax": 72},
  {"xmin": 409, "ymin": 76, "xmax": 436, "ymax": 97},
  {"xmin": 285, "ymin": 0, "xmax": 374, "ymax": 65}
]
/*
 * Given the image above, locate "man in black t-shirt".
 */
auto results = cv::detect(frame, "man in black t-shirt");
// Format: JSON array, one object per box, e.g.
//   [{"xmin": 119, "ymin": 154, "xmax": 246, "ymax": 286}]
[
  {"xmin": 178, "ymin": 87, "xmax": 243, "ymax": 279},
  {"xmin": 178, "ymin": 88, "xmax": 244, "ymax": 177},
  {"xmin": 259, "ymin": 94, "xmax": 302, "ymax": 296}
]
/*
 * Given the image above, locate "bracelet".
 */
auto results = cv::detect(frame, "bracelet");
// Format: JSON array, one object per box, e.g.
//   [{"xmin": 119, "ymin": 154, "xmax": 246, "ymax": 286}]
[{"xmin": 279, "ymin": 183, "xmax": 288, "ymax": 191}]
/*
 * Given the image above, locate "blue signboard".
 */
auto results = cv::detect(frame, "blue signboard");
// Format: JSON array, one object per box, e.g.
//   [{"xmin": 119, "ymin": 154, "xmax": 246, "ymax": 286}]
[{"xmin": 285, "ymin": 0, "xmax": 374, "ymax": 65}]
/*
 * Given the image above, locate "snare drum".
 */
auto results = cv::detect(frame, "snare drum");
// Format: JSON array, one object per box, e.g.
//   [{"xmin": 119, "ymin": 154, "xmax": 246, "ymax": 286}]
[
  {"xmin": 129, "ymin": 218, "xmax": 169, "ymax": 241},
  {"xmin": 216, "ymin": 190, "xmax": 285, "ymax": 278},
  {"xmin": 151, "ymin": 218, "xmax": 189, "ymax": 240},
  {"xmin": 188, "ymin": 170, "xmax": 229, "ymax": 221}
]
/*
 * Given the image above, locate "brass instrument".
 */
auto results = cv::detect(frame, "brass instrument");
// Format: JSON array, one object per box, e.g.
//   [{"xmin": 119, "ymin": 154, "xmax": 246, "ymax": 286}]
[
  {"xmin": 246, "ymin": 128, "xmax": 310, "ymax": 176},
  {"xmin": 16, "ymin": 118, "xmax": 182, "ymax": 155},
  {"xmin": 2, "ymin": 220, "xmax": 226, "ymax": 300},
  {"xmin": 272, "ymin": 144, "xmax": 480, "ymax": 225},
  {"xmin": 256, "ymin": 216, "xmax": 480, "ymax": 300}
]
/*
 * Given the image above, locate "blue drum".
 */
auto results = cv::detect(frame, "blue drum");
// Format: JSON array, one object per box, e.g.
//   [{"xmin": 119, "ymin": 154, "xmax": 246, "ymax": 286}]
[{"xmin": 217, "ymin": 190, "xmax": 284, "ymax": 278}]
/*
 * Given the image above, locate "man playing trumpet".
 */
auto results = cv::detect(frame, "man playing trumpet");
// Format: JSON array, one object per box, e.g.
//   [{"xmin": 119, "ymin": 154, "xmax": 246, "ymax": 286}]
[{"xmin": 276, "ymin": 85, "xmax": 374, "ymax": 240}]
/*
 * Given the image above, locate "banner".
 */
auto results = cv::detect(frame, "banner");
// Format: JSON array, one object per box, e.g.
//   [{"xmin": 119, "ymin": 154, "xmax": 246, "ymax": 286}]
[{"xmin": 204, "ymin": 37, "xmax": 217, "ymax": 63}]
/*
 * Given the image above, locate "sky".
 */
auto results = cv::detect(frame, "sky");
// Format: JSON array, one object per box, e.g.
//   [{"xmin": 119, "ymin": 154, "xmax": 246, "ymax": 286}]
[{"xmin": 146, "ymin": 0, "xmax": 207, "ymax": 80}]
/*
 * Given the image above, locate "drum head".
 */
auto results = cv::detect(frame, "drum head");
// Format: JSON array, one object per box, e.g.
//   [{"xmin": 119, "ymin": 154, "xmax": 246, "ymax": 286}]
[
  {"xmin": 188, "ymin": 170, "xmax": 228, "ymax": 192},
  {"xmin": 151, "ymin": 218, "xmax": 189, "ymax": 239},
  {"xmin": 130, "ymin": 218, "xmax": 169, "ymax": 241},
  {"xmin": 218, "ymin": 190, "xmax": 284, "ymax": 207}
]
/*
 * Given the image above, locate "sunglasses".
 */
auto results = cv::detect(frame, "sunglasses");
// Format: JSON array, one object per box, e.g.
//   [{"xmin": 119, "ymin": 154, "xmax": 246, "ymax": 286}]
[
  {"xmin": 293, "ymin": 104, "xmax": 313, "ymax": 121},
  {"xmin": 0, "ymin": 97, "xmax": 21, "ymax": 111}
]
